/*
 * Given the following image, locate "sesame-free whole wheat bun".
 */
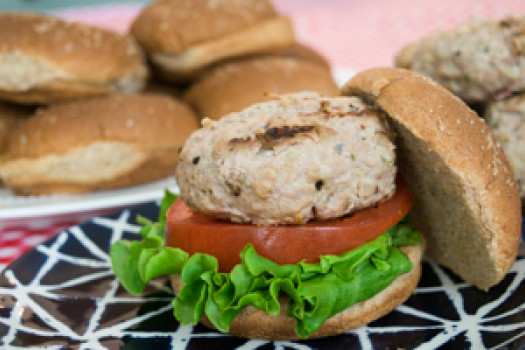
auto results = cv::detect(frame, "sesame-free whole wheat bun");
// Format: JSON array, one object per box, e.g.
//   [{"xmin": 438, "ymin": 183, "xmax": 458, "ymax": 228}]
[
  {"xmin": 342, "ymin": 67, "xmax": 521, "ymax": 290},
  {"xmin": 184, "ymin": 56, "xmax": 339, "ymax": 120},
  {"xmin": 131, "ymin": 0, "xmax": 295, "ymax": 82},
  {"xmin": 167, "ymin": 68, "xmax": 521, "ymax": 340},
  {"xmin": 0, "ymin": 94, "xmax": 199, "ymax": 195},
  {"xmin": 0, "ymin": 12, "xmax": 148, "ymax": 105}
]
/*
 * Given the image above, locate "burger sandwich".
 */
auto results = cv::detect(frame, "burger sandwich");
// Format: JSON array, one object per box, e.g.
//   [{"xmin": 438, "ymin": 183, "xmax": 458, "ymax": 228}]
[{"xmin": 110, "ymin": 68, "xmax": 521, "ymax": 340}]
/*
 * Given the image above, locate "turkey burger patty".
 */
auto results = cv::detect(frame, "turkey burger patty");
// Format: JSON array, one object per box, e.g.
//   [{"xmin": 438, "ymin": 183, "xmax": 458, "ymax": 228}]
[{"xmin": 176, "ymin": 92, "xmax": 397, "ymax": 225}]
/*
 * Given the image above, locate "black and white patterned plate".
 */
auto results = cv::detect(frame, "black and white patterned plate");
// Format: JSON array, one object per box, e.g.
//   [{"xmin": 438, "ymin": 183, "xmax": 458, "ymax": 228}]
[{"xmin": 1, "ymin": 201, "xmax": 524, "ymax": 350}]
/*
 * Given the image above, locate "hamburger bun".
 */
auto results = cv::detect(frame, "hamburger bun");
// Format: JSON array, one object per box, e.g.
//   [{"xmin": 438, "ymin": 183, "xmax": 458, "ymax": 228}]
[
  {"xmin": 342, "ymin": 67, "xmax": 521, "ymax": 290},
  {"xmin": 0, "ymin": 12, "xmax": 148, "ymax": 105},
  {"xmin": 131, "ymin": 0, "xmax": 295, "ymax": 82},
  {"xmin": 184, "ymin": 56, "xmax": 339, "ymax": 120},
  {"xmin": 165, "ymin": 67, "xmax": 521, "ymax": 340},
  {"xmin": 0, "ymin": 94, "xmax": 199, "ymax": 195}
]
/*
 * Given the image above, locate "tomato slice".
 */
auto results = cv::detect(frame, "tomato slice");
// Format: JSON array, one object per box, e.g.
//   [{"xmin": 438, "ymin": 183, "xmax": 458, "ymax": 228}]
[{"xmin": 166, "ymin": 176, "xmax": 414, "ymax": 272}]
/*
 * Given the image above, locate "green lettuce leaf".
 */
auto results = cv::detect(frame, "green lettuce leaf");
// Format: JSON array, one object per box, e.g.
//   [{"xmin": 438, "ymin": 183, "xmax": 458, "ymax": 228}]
[
  {"xmin": 110, "ymin": 190, "xmax": 179, "ymax": 295},
  {"xmin": 110, "ymin": 191, "xmax": 422, "ymax": 338}
]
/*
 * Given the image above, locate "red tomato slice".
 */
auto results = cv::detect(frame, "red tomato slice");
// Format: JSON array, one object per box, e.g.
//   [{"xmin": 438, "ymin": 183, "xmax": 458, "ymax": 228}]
[{"xmin": 166, "ymin": 176, "xmax": 414, "ymax": 272}]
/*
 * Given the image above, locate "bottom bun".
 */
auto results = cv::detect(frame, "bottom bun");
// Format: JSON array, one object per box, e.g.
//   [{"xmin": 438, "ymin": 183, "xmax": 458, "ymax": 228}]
[{"xmin": 170, "ymin": 244, "xmax": 423, "ymax": 340}]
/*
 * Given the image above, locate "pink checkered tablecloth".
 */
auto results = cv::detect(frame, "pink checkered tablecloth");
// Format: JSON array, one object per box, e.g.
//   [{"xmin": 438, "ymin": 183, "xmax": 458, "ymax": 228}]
[{"xmin": 1, "ymin": 0, "xmax": 525, "ymax": 269}]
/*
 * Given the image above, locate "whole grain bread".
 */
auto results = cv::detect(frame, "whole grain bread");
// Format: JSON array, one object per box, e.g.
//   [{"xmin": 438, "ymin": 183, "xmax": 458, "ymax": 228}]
[
  {"xmin": 342, "ymin": 67, "xmax": 522, "ymax": 290},
  {"xmin": 0, "ymin": 12, "xmax": 148, "ymax": 104},
  {"xmin": 0, "ymin": 94, "xmax": 199, "ymax": 194}
]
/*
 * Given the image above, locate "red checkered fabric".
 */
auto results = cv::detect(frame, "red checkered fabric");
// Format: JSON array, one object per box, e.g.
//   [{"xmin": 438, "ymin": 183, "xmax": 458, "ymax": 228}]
[{"xmin": 0, "ymin": 222, "xmax": 76, "ymax": 267}]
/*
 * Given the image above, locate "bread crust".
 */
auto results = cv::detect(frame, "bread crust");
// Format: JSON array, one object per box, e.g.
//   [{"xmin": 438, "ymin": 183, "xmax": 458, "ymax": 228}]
[
  {"xmin": 0, "ymin": 94, "xmax": 199, "ymax": 194},
  {"xmin": 342, "ymin": 67, "xmax": 522, "ymax": 290},
  {"xmin": 131, "ymin": 0, "xmax": 278, "ymax": 54},
  {"xmin": 170, "ymin": 244, "xmax": 423, "ymax": 340},
  {"xmin": 0, "ymin": 12, "xmax": 148, "ymax": 104},
  {"xmin": 149, "ymin": 16, "xmax": 295, "ymax": 82},
  {"xmin": 184, "ymin": 57, "xmax": 339, "ymax": 119}
]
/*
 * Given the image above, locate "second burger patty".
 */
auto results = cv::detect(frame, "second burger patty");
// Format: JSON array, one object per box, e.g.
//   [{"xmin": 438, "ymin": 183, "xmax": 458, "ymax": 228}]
[{"xmin": 176, "ymin": 92, "xmax": 397, "ymax": 225}]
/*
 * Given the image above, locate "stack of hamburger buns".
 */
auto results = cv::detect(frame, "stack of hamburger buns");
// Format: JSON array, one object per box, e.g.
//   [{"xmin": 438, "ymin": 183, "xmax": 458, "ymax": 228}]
[
  {"xmin": 395, "ymin": 15, "xmax": 525, "ymax": 202},
  {"xmin": 0, "ymin": 0, "xmax": 339, "ymax": 196}
]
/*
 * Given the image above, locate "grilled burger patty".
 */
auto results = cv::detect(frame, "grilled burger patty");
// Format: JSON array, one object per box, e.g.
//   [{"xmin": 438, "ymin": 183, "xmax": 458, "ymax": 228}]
[
  {"xmin": 176, "ymin": 92, "xmax": 397, "ymax": 225},
  {"xmin": 395, "ymin": 16, "xmax": 525, "ymax": 103}
]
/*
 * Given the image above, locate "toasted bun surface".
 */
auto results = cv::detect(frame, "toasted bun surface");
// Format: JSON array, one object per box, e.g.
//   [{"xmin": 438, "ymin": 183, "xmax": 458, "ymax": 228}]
[
  {"xmin": 170, "ymin": 244, "xmax": 423, "ymax": 340},
  {"xmin": 0, "ymin": 12, "xmax": 148, "ymax": 104},
  {"xmin": 0, "ymin": 94, "xmax": 199, "ymax": 194},
  {"xmin": 342, "ymin": 67, "xmax": 521, "ymax": 290},
  {"xmin": 184, "ymin": 57, "xmax": 339, "ymax": 119}
]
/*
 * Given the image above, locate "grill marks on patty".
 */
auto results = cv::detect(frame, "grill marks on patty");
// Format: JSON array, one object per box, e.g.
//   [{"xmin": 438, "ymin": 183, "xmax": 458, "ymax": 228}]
[
  {"xmin": 228, "ymin": 102, "xmax": 373, "ymax": 150},
  {"xmin": 256, "ymin": 124, "xmax": 315, "ymax": 147}
]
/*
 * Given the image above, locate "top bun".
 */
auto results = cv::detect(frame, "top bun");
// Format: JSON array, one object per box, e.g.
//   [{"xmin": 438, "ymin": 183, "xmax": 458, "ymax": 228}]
[
  {"xmin": 342, "ymin": 67, "xmax": 522, "ymax": 290},
  {"xmin": 0, "ymin": 12, "xmax": 148, "ymax": 104},
  {"xmin": 131, "ymin": 0, "xmax": 295, "ymax": 82}
]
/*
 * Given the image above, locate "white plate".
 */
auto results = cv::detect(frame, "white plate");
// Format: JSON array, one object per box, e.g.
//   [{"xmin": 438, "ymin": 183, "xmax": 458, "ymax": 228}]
[{"xmin": 0, "ymin": 177, "xmax": 179, "ymax": 220}]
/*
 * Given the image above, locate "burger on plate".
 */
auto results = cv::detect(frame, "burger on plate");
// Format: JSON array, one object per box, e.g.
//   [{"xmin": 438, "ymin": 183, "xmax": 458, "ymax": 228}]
[{"xmin": 111, "ymin": 68, "xmax": 521, "ymax": 340}]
